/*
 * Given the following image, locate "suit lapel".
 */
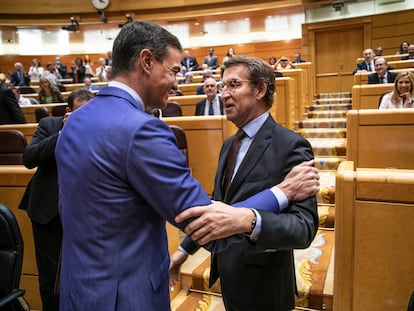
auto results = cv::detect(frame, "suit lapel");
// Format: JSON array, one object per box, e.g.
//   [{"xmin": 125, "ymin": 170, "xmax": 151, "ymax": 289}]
[{"xmin": 224, "ymin": 115, "xmax": 274, "ymax": 202}]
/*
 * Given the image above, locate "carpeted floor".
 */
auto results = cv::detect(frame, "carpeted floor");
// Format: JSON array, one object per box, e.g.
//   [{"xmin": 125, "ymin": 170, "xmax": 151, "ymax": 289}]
[{"xmin": 171, "ymin": 92, "xmax": 352, "ymax": 311}]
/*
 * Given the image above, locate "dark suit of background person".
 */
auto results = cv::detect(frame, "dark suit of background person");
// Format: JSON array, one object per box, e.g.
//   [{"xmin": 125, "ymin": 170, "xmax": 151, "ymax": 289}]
[
  {"xmin": 181, "ymin": 50, "xmax": 199, "ymax": 71},
  {"xmin": 195, "ymin": 97, "xmax": 224, "ymax": 115},
  {"xmin": 176, "ymin": 56, "xmax": 318, "ymax": 311},
  {"xmin": 0, "ymin": 75, "xmax": 26, "ymax": 124},
  {"xmin": 368, "ymin": 71, "xmax": 398, "ymax": 84},
  {"xmin": 18, "ymin": 89, "xmax": 94, "ymax": 311},
  {"xmin": 9, "ymin": 66, "xmax": 30, "ymax": 86},
  {"xmin": 203, "ymin": 48, "xmax": 219, "ymax": 70},
  {"xmin": 353, "ymin": 48, "xmax": 375, "ymax": 75}
]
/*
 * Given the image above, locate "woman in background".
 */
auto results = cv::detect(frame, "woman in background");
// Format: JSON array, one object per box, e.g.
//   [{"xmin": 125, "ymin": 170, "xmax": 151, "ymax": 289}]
[
  {"xmin": 38, "ymin": 77, "xmax": 65, "ymax": 104},
  {"xmin": 379, "ymin": 71, "xmax": 414, "ymax": 109},
  {"xmin": 28, "ymin": 58, "xmax": 44, "ymax": 82}
]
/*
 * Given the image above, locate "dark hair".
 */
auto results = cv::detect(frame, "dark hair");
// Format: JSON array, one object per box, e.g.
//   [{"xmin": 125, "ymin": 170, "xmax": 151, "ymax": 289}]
[
  {"xmin": 67, "ymin": 89, "xmax": 95, "ymax": 109},
  {"xmin": 111, "ymin": 21, "xmax": 182, "ymax": 77},
  {"xmin": 223, "ymin": 55, "xmax": 275, "ymax": 108}
]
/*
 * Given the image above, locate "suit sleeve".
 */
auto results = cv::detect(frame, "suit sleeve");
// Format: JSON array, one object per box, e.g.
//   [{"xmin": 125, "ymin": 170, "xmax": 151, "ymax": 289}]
[
  {"xmin": 254, "ymin": 135, "xmax": 318, "ymax": 251},
  {"xmin": 5, "ymin": 89, "xmax": 26, "ymax": 123},
  {"xmin": 23, "ymin": 118, "xmax": 59, "ymax": 168}
]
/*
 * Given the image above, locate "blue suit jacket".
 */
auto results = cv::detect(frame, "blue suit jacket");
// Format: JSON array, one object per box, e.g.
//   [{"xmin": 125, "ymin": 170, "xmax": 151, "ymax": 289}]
[{"xmin": 55, "ymin": 86, "xmax": 237, "ymax": 310}]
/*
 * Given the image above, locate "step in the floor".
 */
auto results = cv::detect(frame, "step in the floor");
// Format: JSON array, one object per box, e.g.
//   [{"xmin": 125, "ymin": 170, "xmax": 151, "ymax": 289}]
[
  {"xmin": 307, "ymin": 138, "xmax": 347, "ymax": 157},
  {"xmin": 174, "ymin": 229, "xmax": 335, "ymax": 311},
  {"xmin": 312, "ymin": 98, "xmax": 352, "ymax": 105},
  {"xmin": 295, "ymin": 118, "xmax": 346, "ymax": 130},
  {"xmin": 305, "ymin": 110, "xmax": 348, "ymax": 119},
  {"xmin": 317, "ymin": 170, "xmax": 337, "ymax": 205},
  {"xmin": 309, "ymin": 102, "xmax": 352, "ymax": 111},
  {"xmin": 314, "ymin": 156, "xmax": 345, "ymax": 170},
  {"xmin": 316, "ymin": 92, "xmax": 352, "ymax": 99},
  {"xmin": 297, "ymin": 128, "xmax": 346, "ymax": 139}
]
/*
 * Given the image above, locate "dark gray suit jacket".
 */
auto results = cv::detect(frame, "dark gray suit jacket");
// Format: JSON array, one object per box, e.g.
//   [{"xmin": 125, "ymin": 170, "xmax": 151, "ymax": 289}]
[
  {"xmin": 194, "ymin": 97, "xmax": 224, "ymax": 116},
  {"xmin": 182, "ymin": 114, "xmax": 318, "ymax": 310},
  {"xmin": 368, "ymin": 71, "xmax": 398, "ymax": 84},
  {"xmin": 19, "ymin": 116, "xmax": 62, "ymax": 224},
  {"xmin": 0, "ymin": 84, "xmax": 26, "ymax": 125}
]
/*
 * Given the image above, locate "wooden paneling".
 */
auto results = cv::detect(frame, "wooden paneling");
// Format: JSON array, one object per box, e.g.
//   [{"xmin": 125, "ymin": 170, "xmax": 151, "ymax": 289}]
[
  {"xmin": 351, "ymin": 84, "xmax": 393, "ymax": 110},
  {"xmin": 334, "ymin": 161, "xmax": 414, "ymax": 311},
  {"xmin": 346, "ymin": 109, "xmax": 414, "ymax": 169}
]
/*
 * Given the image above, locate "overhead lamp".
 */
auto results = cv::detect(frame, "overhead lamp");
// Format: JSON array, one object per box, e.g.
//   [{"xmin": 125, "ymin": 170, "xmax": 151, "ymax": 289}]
[
  {"xmin": 119, "ymin": 14, "xmax": 133, "ymax": 28},
  {"xmin": 62, "ymin": 17, "xmax": 79, "ymax": 32}
]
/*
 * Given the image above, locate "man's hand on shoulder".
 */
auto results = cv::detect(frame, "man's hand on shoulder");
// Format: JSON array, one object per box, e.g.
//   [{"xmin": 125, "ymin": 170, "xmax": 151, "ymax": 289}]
[{"xmin": 278, "ymin": 160, "xmax": 320, "ymax": 201}]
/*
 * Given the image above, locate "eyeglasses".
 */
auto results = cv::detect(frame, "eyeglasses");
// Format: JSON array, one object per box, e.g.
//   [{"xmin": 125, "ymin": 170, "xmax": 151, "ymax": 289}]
[{"xmin": 221, "ymin": 79, "xmax": 252, "ymax": 92}]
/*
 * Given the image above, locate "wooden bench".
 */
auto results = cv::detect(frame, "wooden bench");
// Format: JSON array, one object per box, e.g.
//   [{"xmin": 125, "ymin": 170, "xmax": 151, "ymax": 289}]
[
  {"xmin": 293, "ymin": 62, "xmax": 315, "ymax": 101},
  {"xmin": 21, "ymin": 103, "xmax": 69, "ymax": 123},
  {"xmin": 387, "ymin": 59, "xmax": 414, "ymax": 69},
  {"xmin": 351, "ymin": 84, "xmax": 394, "ymax": 109},
  {"xmin": 353, "ymin": 68, "xmax": 414, "ymax": 85},
  {"xmin": 356, "ymin": 53, "xmax": 409, "ymax": 63},
  {"xmin": 277, "ymin": 69, "xmax": 306, "ymax": 122},
  {"xmin": 346, "ymin": 109, "xmax": 414, "ymax": 169},
  {"xmin": 334, "ymin": 161, "xmax": 414, "ymax": 310},
  {"xmin": 0, "ymin": 123, "xmax": 38, "ymax": 143}
]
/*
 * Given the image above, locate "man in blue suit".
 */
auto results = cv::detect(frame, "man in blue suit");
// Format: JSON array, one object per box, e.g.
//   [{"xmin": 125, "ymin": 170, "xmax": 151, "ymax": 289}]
[{"xmin": 55, "ymin": 21, "xmax": 319, "ymax": 311}]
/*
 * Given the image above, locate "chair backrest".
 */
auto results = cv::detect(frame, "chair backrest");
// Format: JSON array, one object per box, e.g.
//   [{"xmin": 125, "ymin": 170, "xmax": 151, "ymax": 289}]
[
  {"xmin": 51, "ymin": 104, "xmax": 68, "ymax": 117},
  {"xmin": 162, "ymin": 101, "xmax": 183, "ymax": 117},
  {"xmin": 57, "ymin": 84, "xmax": 67, "ymax": 92},
  {"xmin": 0, "ymin": 130, "xmax": 27, "ymax": 165},
  {"xmin": 0, "ymin": 204, "xmax": 24, "ymax": 297},
  {"xmin": 169, "ymin": 125, "xmax": 188, "ymax": 166},
  {"xmin": 35, "ymin": 107, "xmax": 49, "ymax": 122},
  {"xmin": 378, "ymin": 90, "xmax": 392, "ymax": 108},
  {"xmin": 16, "ymin": 86, "xmax": 36, "ymax": 94}
]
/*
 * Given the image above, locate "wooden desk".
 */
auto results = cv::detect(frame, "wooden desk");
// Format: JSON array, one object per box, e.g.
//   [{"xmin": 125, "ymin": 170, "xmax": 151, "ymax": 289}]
[{"xmin": 351, "ymin": 84, "xmax": 394, "ymax": 109}]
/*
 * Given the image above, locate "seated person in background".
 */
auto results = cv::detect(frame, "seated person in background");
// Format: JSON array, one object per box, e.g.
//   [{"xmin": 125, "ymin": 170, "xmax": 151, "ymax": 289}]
[
  {"xmin": 82, "ymin": 77, "xmax": 100, "ymax": 91},
  {"xmin": 43, "ymin": 62, "xmax": 62, "ymax": 88},
  {"xmin": 203, "ymin": 47, "xmax": 219, "ymax": 70},
  {"xmin": 55, "ymin": 57, "xmax": 67, "ymax": 79},
  {"xmin": 268, "ymin": 56, "xmax": 277, "ymax": 69},
  {"xmin": 196, "ymin": 69, "xmax": 213, "ymax": 95},
  {"xmin": 292, "ymin": 52, "xmax": 306, "ymax": 64},
  {"xmin": 353, "ymin": 48, "xmax": 375, "ymax": 75},
  {"xmin": 368, "ymin": 58, "xmax": 397, "ymax": 84},
  {"xmin": 276, "ymin": 56, "xmax": 293, "ymax": 70},
  {"xmin": 397, "ymin": 40, "xmax": 409, "ymax": 55},
  {"xmin": 168, "ymin": 89, "xmax": 183, "ymax": 96},
  {"xmin": 12, "ymin": 87, "xmax": 32, "ymax": 106},
  {"xmin": 194, "ymin": 77, "xmax": 223, "ymax": 116},
  {"xmin": 374, "ymin": 46, "xmax": 384, "ymax": 57},
  {"xmin": 9, "ymin": 62, "xmax": 30, "ymax": 86},
  {"xmin": 180, "ymin": 50, "xmax": 199, "ymax": 72},
  {"xmin": 19, "ymin": 88, "xmax": 94, "ymax": 311},
  {"xmin": 180, "ymin": 72, "xmax": 193, "ymax": 84},
  {"xmin": 0, "ymin": 73, "xmax": 26, "ymax": 124},
  {"xmin": 379, "ymin": 71, "xmax": 414, "ymax": 109},
  {"xmin": 38, "ymin": 77, "xmax": 66, "ymax": 104},
  {"xmin": 401, "ymin": 44, "xmax": 414, "ymax": 60}
]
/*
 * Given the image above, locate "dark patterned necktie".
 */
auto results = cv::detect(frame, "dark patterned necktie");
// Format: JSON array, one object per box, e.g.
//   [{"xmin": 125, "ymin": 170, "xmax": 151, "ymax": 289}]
[
  {"xmin": 223, "ymin": 129, "xmax": 245, "ymax": 193},
  {"xmin": 208, "ymin": 101, "xmax": 214, "ymax": 115},
  {"xmin": 379, "ymin": 76, "xmax": 384, "ymax": 84}
]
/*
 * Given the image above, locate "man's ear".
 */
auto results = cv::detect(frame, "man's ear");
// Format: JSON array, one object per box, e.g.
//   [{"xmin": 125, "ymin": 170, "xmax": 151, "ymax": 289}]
[
  {"xmin": 255, "ymin": 81, "xmax": 267, "ymax": 101},
  {"xmin": 140, "ymin": 49, "xmax": 153, "ymax": 72}
]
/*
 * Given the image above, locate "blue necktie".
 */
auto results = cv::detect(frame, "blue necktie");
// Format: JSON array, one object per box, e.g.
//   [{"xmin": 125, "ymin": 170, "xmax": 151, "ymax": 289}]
[{"xmin": 208, "ymin": 101, "xmax": 214, "ymax": 115}]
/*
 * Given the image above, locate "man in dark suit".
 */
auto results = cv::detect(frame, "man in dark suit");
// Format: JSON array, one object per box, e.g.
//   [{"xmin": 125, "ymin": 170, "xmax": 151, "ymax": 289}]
[
  {"xmin": 19, "ymin": 89, "xmax": 94, "ymax": 311},
  {"xmin": 401, "ymin": 44, "xmax": 414, "ymax": 60},
  {"xmin": 203, "ymin": 47, "xmax": 219, "ymax": 70},
  {"xmin": 181, "ymin": 50, "xmax": 199, "ymax": 71},
  {"xmin": 0, "ymin": 73, "xmax": 26, "ymax": 124},
  {"xmin": 194, "ymin": 77, "xmax": 224, "ymax": 115},
  {"xmin": 9, "ymin": 62, "xmax": 30, "ymax": 86},
  {"xmin": 368, "ymin": 57, "xmax": 398, "ymax": 84},
  {"xmin": 172, "ymin": 55, "xmax": 319, "ymax": 310},
  {"xmin": 353, "ymin": 48, "xmax": 375, "ymax": 75}
]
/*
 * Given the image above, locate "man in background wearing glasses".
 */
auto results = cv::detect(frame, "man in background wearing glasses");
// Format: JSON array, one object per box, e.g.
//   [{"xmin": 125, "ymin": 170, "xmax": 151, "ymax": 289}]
[{"xmin": 172, "ymin": 55, "xmax": 319, "ymax": 311}]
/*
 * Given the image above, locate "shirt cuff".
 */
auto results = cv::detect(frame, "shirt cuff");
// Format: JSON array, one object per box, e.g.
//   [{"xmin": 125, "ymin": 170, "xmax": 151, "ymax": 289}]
[
  {"xmin": 249, "ymin": 209, "xmax": 261, "ymax": 241},
  {"xmin": 270, "ymin": 186, "xmax": 288, "ymax": 212}
]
